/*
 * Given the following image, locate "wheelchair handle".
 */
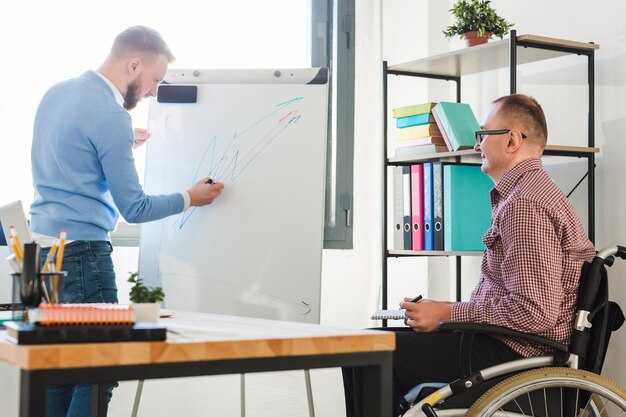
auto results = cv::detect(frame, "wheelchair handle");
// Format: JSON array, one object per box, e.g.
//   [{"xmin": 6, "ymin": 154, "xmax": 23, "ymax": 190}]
[
  {"xmin": 596, "ymin": 245, "xmax": 626, "ymax": 261},
  {"xmin": 577, "ymin": 245, "xmax": 626, "ymax": 312}
]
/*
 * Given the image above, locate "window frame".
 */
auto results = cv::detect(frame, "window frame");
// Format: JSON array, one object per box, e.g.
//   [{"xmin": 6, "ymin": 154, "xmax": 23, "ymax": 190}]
[{"xmin": 312, "ymin": 0, "xmax": 355, "ymax": 249}]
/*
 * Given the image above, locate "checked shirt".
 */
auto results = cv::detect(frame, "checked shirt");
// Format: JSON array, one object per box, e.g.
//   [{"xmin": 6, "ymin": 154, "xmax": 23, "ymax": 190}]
[{"xmin": 451, "ymin": 158, "xmax": 596, "ymax": 357}]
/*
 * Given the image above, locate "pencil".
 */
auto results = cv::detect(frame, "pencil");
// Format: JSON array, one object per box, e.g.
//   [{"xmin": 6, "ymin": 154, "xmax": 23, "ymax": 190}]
[
  {"xmin": 9, "ymin": 236, "xmax": 23, "ymax": 263},
  {"xmin": 55, "ymin": 230, "xmax": 67, "ymax": 273},
  {"xmin": 9, "ymin": 226, "xmax": 24, "ymax": 262},
  {"xmin": 52, "ymin": 230, "xmax": 67, "ymax": 304}
]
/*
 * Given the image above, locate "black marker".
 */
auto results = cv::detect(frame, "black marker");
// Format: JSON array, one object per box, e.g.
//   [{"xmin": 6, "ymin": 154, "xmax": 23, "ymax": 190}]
[
  {"xmin": 206, "ymin": 178, "xmax": 214, "ymax": 184},
  {"xmin": 409, "ymin": 295, "xmax": 423, "ymax": 303}
]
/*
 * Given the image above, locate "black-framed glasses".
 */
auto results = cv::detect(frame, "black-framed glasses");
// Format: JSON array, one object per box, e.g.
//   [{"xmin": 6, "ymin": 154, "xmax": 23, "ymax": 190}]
[{"xmin": 475, "ymin": 129, "xmax": 527, "ymax": 145}]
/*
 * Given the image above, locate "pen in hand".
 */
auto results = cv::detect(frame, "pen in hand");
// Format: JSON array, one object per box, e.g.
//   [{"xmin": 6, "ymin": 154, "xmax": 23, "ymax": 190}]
[
  {"xmin": 402, "ymin": 295, "xmax": 422, "ymax": 326},
  {"xmin": 399, "ymin": 294, "xmax": 423, "ymax": 308}
]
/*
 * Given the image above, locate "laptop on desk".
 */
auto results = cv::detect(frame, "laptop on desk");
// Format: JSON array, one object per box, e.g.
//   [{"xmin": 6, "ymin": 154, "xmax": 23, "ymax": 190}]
[{"xmin": 0, "ymin": 200, "xmax": 33, "ymax": 252}]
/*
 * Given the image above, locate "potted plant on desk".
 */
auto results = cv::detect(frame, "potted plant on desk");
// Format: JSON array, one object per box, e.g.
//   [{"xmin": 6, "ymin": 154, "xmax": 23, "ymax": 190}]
[
  {"xmin": 443, "ymin": 0, "xmax": 514, "ymax": 47},
  {"xmin": 128, "ymin": 272, "xmax": 164, "ymax": 323}
]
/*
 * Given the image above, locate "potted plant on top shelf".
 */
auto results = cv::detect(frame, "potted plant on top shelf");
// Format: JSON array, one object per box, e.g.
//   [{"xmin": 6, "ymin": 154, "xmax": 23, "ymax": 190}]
[
  {"xmin": 128, "ymin": 272, "xmax": 165, "ymax": 323},
  {"xmin": 443, "ymin": 0, "xmax": 515, "ymax": 47}
]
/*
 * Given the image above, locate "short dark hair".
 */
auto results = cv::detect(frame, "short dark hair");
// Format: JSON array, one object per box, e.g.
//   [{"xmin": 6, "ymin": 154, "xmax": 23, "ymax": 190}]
[
  {"xmin": 493, "ymin": 94, "xmax": 548, "ymax": 147},
  {"xmin": 110, "ymin": 26, "xmax": 175, "ymax": 63}
]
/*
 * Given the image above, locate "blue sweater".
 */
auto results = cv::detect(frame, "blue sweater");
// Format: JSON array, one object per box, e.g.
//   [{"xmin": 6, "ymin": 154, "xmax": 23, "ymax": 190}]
[{"xmin": 30, "ymin": 71, "xmax": 184, "ymax": 241}]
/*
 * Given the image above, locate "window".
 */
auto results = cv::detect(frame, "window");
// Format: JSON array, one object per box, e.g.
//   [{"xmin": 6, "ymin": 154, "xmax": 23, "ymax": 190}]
[{"xmin": 1, "ymin": 0, "xmax": 354, "ymax": 248}]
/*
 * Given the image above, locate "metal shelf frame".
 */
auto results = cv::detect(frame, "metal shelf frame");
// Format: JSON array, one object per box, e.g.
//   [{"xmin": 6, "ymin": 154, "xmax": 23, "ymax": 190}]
[{"xmin": 382, "ymin": 30, "xmax": 597, "ymax": 315}]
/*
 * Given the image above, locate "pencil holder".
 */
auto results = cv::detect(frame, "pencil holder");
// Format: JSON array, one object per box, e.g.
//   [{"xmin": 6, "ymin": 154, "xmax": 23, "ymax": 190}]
[{"xmin": 11, "ymin": 272, "xmax": 66, "ymax": 319}]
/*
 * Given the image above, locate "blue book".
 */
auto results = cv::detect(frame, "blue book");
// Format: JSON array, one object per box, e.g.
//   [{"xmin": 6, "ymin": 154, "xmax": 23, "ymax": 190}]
[
  {"xmin": 443, "ymin": 164, "xmax": 493, "ymax": 251},
  {"xmin": 422, "ymin": 162, "xmax": 434, "ymax": 250},
  {"xmin": 396, "ymin": 113, "xmax": 434, "ymax": 128}
]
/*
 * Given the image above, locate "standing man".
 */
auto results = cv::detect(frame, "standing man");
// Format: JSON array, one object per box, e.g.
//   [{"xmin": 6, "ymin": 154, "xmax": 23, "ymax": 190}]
[
  {"xmin": 342, "ymin": 94, "xmax": 596, "ymax": 416},
  {"xmin": 30, "ymin": 26, "xmax": 223, "ymax": 416}
]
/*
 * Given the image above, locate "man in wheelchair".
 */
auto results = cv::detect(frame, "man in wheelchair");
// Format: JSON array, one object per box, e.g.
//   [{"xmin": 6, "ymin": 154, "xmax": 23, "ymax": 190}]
[{"xmin": 343, "ymin": 94, "xmax": 626, "ymax": 417}]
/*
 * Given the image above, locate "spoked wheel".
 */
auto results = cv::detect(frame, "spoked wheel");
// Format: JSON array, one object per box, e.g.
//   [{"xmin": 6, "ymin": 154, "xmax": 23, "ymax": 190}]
[{"xmin": 466, "ymin": 368, "xmax": 626, "ymax": 417}]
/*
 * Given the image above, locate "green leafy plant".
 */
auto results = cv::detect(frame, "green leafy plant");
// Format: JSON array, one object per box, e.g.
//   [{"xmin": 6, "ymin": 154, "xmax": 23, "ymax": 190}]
[
  {"xmin": 443, "ymin": 0, "xmax": 514, "ymax": 40},
  {"xmin": 128, "ymin": 272, "xmax": 165, "ymax": 303}
]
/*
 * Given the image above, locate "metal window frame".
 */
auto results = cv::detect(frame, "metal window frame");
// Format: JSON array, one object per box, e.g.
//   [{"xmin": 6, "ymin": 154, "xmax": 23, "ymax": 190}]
[{"xmin": 312, "ymin": 0, "xmax": 355, "ymax": 249}]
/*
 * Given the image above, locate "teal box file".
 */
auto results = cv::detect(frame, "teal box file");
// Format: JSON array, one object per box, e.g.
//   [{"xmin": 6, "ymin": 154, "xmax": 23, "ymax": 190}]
[{"xmin": 443, "ymin": 164, "xmax": 493, "ymax": 251}]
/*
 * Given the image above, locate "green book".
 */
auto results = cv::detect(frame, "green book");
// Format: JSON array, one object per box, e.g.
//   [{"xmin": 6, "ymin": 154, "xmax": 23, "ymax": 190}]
[
  {"xmin": 392, "ymin": 102, "xmax": 437, "ymax": 119},
  {"xmin": 432, "ymin": 102, "xmax": 480, "ymax": 151},
  {"xmin": 443, "ymin": 164, "xmax": 493, "ymax": 251}
]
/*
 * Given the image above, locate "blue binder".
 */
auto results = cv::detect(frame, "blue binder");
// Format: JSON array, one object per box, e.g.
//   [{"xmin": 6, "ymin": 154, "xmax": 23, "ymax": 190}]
[
  {"xmin": 443, "ymin": 164, "xmax": 493, "ymax": 251},
  {"xmin": 423, "ymin": 162, "xmax": 434, "ymax": 250}
]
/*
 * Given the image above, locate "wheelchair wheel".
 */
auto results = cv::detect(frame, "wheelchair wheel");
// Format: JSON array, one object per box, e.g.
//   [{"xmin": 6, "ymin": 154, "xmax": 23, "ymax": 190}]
[{"xmin": 466, "ymin": 368, "xmax": 626, "ymax": 417}]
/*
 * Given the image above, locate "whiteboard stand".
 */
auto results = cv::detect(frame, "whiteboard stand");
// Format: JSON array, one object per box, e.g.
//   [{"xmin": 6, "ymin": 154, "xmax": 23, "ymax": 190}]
[
  {"xmin": 139, "ymin": 68, "xmax": 329, "ymax": 324},
  {"xmin": 131, "ymin": 380, "xmax": 143, "ymax": 417}
]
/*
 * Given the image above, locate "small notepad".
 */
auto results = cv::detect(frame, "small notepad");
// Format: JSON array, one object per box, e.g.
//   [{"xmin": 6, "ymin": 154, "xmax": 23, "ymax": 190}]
[{"xmin": 371, "ymin": 309, "xmax": 407, "ymax": 320}]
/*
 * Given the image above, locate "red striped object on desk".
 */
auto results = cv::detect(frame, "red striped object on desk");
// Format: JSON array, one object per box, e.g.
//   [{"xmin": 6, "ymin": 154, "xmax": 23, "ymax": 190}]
[{"xmin": 28, "ymin": 303, "xmax": 134, "ymax": 325}]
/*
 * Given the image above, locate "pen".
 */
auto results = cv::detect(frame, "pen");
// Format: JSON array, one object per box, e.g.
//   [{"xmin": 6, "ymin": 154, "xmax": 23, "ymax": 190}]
[
  {"xmin": 410, "ymin": 295, "xmax": 423, "ymax": 303},
  {"xmin": 42, "ymin": 237, "xmax": 59, "ymax": 273},
  {"xmin": 205, "ymin": 178, "xmax": 214, "ymax": 184},
  {"xmin": 5, "ymin": 253, "xmax": 21, "ymax": 273},
  {"xmin": 40, "ymin": 276, "xmax": 51, "ymax": 304}
]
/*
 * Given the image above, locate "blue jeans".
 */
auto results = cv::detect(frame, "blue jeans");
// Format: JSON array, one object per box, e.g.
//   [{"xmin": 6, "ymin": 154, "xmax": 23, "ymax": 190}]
[{"xmin": 40, "ymin": 241, "xmax": 119, "ymax": 417}]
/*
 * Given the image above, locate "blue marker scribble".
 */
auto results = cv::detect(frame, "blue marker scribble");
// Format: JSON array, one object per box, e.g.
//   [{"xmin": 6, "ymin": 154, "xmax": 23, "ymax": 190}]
[{"xmin": 173, "ymin": 97, "xmax": 304, "ymax": 228}]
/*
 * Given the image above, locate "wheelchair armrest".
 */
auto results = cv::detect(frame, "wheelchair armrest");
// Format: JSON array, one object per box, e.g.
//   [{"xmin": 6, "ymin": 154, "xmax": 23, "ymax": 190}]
[{"xmin": 438, "ymin": 321, "xmax": 568, "ymax": 352}]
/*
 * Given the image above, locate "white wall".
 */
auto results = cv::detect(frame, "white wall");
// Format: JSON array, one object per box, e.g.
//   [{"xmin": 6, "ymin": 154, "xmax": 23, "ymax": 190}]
[{"xmin": 3, "ymin": 1, "xmax": 626, "ymax": 415}]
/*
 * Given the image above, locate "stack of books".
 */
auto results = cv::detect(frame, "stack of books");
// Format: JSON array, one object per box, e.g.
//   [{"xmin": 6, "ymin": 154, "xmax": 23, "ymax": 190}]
[
  {"xmin": 4, "ymin": 303, "xmax": 166, "ymax": 344},
  {"xmin": 392, "ymin": 102, "xmax": 447, "ymax": 157}
]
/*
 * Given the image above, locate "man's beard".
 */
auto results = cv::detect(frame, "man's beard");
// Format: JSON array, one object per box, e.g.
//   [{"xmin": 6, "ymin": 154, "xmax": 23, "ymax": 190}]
[{"xmin": 123, "ymin": 80, "xmax": 141, "ymax": 110}]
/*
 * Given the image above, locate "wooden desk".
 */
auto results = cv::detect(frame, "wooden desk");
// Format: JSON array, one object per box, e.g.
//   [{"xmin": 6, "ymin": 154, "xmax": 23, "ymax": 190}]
[{"xmin": 0, "ymin": 311, "xmax": 395, "ymax": 417}]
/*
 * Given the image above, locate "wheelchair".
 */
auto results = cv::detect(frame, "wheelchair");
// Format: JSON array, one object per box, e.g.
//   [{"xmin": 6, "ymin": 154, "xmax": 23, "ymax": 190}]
[{"xmin": 398, "ymin": 245, "xmax": 626, "ymax": 417}]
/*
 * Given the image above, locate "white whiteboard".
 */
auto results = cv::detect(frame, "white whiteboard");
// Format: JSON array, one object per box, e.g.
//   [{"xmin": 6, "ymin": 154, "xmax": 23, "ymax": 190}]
[{"xmin": 139, "ymin": 68, "xmax": 328, "ymax": 323}]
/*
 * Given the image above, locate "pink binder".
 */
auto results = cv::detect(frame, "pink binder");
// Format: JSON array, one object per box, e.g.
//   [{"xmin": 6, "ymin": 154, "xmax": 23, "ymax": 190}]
[{"xmin": 410, "ymin": 164, "xmax": 424, "ymax": 251}]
